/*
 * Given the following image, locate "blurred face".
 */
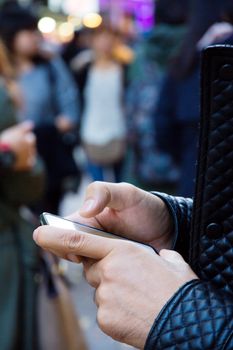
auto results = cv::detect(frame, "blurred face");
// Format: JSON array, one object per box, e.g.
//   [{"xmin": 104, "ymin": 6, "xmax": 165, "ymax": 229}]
[
  {"xmin": 92, "ymin": 31, "xmax": 115, "ymax": 56},
  {"xmin": 13, "ymin": 29, "xmax": 41, "ymax": 58}
]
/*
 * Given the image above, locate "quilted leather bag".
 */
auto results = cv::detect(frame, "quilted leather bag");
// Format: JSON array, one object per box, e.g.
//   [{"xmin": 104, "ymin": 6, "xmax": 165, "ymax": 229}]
[{"xmin": 190, "ymin": 45, "xmax": 233, "ymax": 294}]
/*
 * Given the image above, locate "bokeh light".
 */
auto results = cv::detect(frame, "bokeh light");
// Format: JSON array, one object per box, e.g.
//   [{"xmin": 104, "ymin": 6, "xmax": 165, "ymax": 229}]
[
  {"xmin": 38, "ymin": 17, "xmax": 57, "ymax": 34},
  {"xmin": 67, "ymin": 16, "xmax": 82, "ymax": 29},
  {"xmin": 58, "ymin": 22, "xmax": 75, "ymax": 42},
  {"xmin": 83, "ymin": 13, "xmax": 102, "ymax": 28}
]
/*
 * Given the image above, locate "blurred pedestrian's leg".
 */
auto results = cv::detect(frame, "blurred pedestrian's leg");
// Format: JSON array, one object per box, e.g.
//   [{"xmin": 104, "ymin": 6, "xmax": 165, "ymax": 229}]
[
  {"xmin": 113, "ymin": 159, "xmax": 124, "ymax": 183},
  {"xmin": 87, "ymin": 161, "xmax": 104, "ymax": 181}
]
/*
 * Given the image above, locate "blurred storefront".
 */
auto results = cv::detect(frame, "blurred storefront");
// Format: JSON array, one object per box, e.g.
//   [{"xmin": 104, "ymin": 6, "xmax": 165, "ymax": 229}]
[
  {"xmin": 47, "ymin": 0, "xmax": 154, "ymax": 32},
  {"xmin": 100, "ymin": 0, "xmax": 154, "ymax": 32},
  {"xmin": 7, "ymin": 0, "xmax": 154, "ymax": 43},
  {"xmin": 48, "ymin": 0, "xmax": 99, "ymax": 16}
]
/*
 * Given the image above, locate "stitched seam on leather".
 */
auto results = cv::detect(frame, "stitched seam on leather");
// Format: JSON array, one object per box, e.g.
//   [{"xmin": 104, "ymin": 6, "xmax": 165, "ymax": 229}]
[
  {"xmin": 155, "ymin": 280, "xmax": 202, "ymax": 347},
  {"xmin": 144, "ymin": 279, "xmax": 200, "ymax": 349},
  {"xmin": 223, "ymin": 330, "xmax": 233, "ymax": 350},
  {"xmin": 155, "ymin": 283, "xmax": 233, "ymax": 349},
  {"xmin": 190, "ymin": 48, "xmax": 213, "ymax": 269},
  {"xmin": 200, "ymin": 238, "xmax": 233, "ymax": 285}
]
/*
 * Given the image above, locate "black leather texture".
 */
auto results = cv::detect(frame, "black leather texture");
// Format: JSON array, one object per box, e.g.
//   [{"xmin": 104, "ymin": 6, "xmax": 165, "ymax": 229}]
[
  {"xmin": 190, "ymin": 46, "xmax": 233, "ymax": 294},
  {"xmin": 153, "ymin": 192, "xmax": 193, "ymax": 260},
  {"xmin": 145, "ymin": 46, "xmax": 233, "ymax": 349},
  {"xmin": 145, "ymin": 280, "xmax": 233, "ymax": 350}
]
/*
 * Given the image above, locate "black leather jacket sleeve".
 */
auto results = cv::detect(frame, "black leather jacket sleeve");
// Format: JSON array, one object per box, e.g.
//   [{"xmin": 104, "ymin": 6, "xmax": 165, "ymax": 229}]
[
  {"xmin": 153, "ymin": 192, "xmax": 193, "ymax": 260},
  {"xmin": 145, "ymin": 279, "xmax": 233, "ymax": 350},
  {"xmin": 145, "ymin": 193, "xmax": 233, "ymax": 349}
]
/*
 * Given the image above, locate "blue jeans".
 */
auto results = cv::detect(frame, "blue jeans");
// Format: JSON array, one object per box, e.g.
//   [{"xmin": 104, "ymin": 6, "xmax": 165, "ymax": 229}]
[{"xmin": 87, "ymin": 160, "xmax": 124, "ymax": 182}]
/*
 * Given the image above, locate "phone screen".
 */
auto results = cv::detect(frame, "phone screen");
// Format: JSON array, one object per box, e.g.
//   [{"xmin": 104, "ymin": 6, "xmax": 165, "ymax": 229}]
[{"xmin": 40, "ymin": 213, "xmax": 126, "ymax": 241}]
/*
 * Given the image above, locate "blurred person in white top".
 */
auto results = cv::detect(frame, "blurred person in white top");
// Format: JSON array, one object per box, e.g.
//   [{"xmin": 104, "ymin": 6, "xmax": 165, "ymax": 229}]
[{"xmin": 80, "ymin": 25, "xmax": 127, "ymax": 183}]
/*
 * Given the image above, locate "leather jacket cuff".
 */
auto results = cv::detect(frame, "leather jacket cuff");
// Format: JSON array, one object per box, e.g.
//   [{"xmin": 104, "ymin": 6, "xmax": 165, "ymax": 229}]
[
  {"xmin": 151, "ymin": 192, "xmax": 193, "ymax": 260},
  {"xmin": 145, "ymin": 279, "xmax": 233, "ymax": 350}
]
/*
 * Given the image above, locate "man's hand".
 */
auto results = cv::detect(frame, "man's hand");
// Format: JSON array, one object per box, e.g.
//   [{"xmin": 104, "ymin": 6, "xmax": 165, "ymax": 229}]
[
  {"xmin": 0, "ymin": 122, "xmax": 36, "ymax": 171},
  {"xmin": 68, "ymin": 181, "xmax": 173, "ymax": 251},
  {"xmin": 33, "ymin": 226, "xmax": 197, "ymax": 349}
]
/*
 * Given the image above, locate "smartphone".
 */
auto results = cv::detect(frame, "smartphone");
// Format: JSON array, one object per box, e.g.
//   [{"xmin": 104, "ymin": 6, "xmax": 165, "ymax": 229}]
[{"xmin": 40, "ymin": 212, "xmax": 156, "ymax": 254}]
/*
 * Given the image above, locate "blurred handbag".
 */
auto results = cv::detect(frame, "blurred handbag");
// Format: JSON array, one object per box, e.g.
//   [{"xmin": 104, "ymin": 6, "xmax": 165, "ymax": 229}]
[
  {"xmin": 84, "ymin": 138, "xmax": 126, "ymax": 165},
  {"xmin": 38, "ymin": 253, "xmax": 88, "ymax": 350}
]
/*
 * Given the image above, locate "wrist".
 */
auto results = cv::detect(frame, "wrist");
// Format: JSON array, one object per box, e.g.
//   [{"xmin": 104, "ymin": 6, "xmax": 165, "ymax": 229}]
[{"xmin": 156, "ymin": 196, "xmax": 174, "ymax": 250}]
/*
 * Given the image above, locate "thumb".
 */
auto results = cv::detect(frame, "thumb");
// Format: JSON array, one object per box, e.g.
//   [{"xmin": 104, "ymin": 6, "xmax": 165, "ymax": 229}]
[
  {"xmin": 160, "ymin": 249, "xmax": 186, "ymax": 265},
  {"xmin": 79, "ymin": 181, "xmax": 128, "ymax": 218}
]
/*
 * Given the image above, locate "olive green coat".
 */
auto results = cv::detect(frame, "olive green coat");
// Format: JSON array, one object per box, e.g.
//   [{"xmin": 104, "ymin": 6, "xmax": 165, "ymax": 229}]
[{"xmin": 0, "ymin": 82, "xmax": 45, "ymax": 350}]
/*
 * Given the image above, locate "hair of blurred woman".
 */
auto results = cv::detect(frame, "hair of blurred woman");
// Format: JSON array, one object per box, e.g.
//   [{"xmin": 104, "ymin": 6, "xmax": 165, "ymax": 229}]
[
  {"xmin": 0, "ymin": 1, "xmax": 48, "ymax": 65},
  {"xmin": 0, "ymin": 37, "xmax": 22, "ymax": 108},
  {"xmin": 170, "ymin": 0, "xmax": 223, "ymax": 79},
  {"xmin": 0, "ymin": 39, "xmax": 14, "ymax": 78},
  {"xmin": 155, "ymin": 0, "xmax": 190, "ymax": 25}
]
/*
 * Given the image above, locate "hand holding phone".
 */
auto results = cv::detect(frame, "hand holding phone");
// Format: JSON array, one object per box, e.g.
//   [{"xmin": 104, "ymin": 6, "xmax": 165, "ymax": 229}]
[{"xmin": 40, "ymin": 212, "xmax": 157, "ymax": 254}]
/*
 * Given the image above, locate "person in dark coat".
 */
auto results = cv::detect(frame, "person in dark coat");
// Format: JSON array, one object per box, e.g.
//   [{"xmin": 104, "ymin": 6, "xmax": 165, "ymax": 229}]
[
  {"xmin": 126, "ymin": 0, "xmax": 187, "ymax": 190},
  {"xmin": 0, "ymin": 39, "xmax": 44, "ymax": 349},
  {"xmin": 156, "ymin": 0, "xmax": 225, "ymax": 197},
  {"xmin": 0, "ymin": 2, "xmax": 80, "ymax": 214}
]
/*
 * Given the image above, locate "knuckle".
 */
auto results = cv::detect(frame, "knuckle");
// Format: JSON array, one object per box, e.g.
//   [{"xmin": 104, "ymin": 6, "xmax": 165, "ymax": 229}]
[
  {"xmin": 97, "ymin": 308, "xmax": 110, "ymax": 334},
  {"xmin": 168, "ymin": 250, "xmax": 179, "ymax": 258},
  {"xmin": 62, "ymin": 231, "xmax": 85, "ymax": 252},
  {"xmin": 87, "ymin": 181, "xmax": 101, "ymax": 193},
  {"xmin": 119, "ymin": 181, "xmax": 131, "ymax": 188},
  {"xmin": 120, "ymin": 182, "xmax": 135, "ymax": 192},
  {"xmin": 86, "ymin": 274, "xmax": 97, "ymax": 288},
  {"xmin": 96, "ymin": 285, "xmax": 108, "ymax": 304},
  {"xmin": 92, "ymin": 181, "xmax": 102, "ymax": 187},
  {"xmin": 101, "ymin": 260, "xmax": 116, "ymax": 280},
  {"xmin": 88, "ymin": 181, "xmax": 110, "ymax": 199},
  {"xmin": 97, "ymin": 309, "xmax": 124, "ymax": 342}
]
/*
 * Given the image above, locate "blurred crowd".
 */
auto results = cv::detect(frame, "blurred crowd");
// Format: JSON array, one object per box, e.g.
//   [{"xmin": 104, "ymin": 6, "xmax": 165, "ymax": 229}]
[{"xmin": 1, "ymin": 0, "xmax": 233, "ymax": 348}]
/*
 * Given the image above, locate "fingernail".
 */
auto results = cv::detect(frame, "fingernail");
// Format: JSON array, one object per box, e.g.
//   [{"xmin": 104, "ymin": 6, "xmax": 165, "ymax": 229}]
[
  {"xmin": 33, "ymin": 229, "xmax": 39, "ymax": 242},
  {"xmin": 80, "ymin": 199, "xmax": 95, "ymax": 213}
]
